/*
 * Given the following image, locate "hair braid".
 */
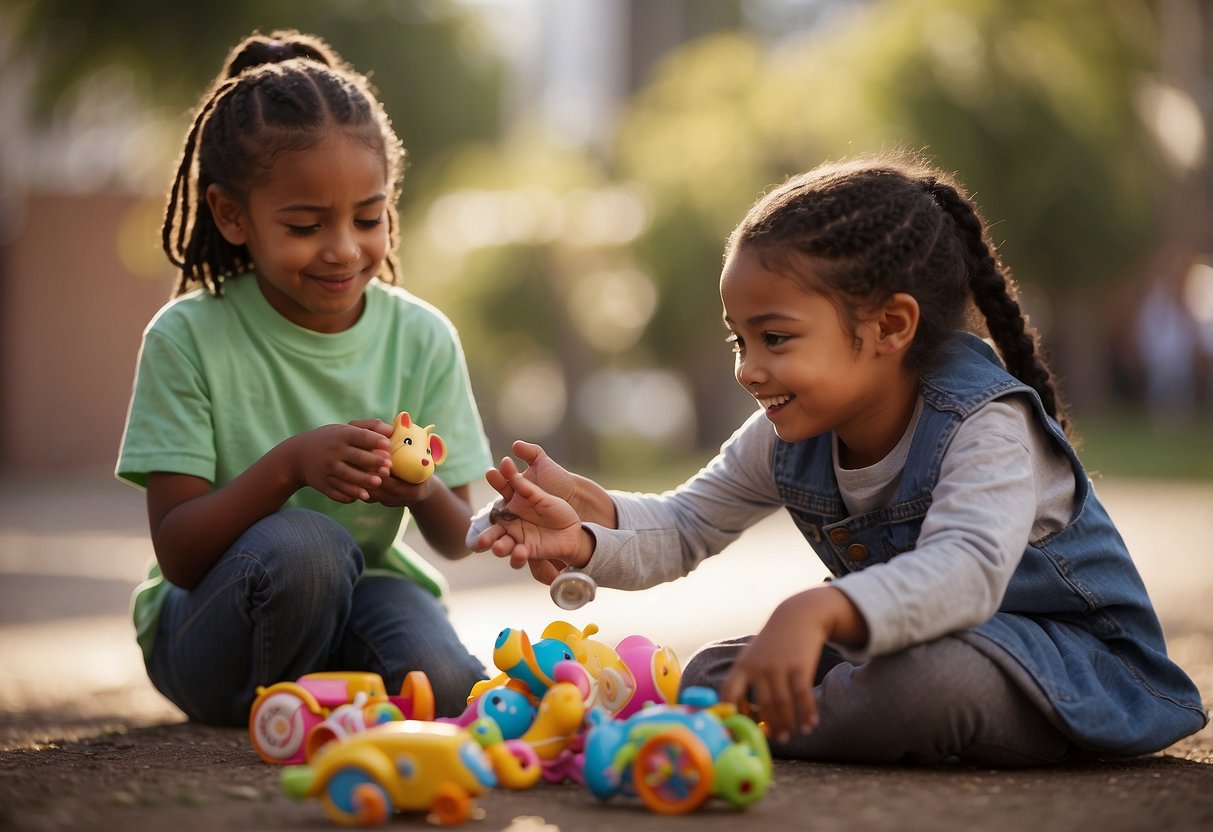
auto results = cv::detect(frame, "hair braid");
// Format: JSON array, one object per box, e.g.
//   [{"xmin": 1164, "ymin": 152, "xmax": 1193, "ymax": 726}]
[
  {"xmin": 727, "ymin": 152, "xmax": 1070, "ymax": 433},
  {"xmin": 926, "ymin": 180, "xmax": 1069, "ymax": 432},
  {"xmin": 160, "ymin": 29, "xmax": 405, "ymax": 297}
]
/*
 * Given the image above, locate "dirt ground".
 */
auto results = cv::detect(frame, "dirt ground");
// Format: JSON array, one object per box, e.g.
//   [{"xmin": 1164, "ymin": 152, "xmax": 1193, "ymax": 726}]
[
  {"xmin": 1, "ymin": 711, "xmax": 1211, "ymax": 832},
  {"xmin": 2, "ymin": 473, "xmax": 1211, "ymax": 831}
]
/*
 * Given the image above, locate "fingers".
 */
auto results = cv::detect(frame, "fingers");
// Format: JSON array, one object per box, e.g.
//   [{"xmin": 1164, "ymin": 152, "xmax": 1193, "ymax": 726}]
[
  {"xmin": 511, "ymin": 440, "xmax": 545, "ymax": 467},
  {"xmin": 472, "ymin": 523, "xmax": 507, "ymax": 552},
  {"xmin": 348, "ymin": 418, "xmax": 393, "ymax": 438},
  {"xmin": 484, "ymin": 466, "xmax": 511, "ymax": 500},
  {"xmin": 498, "ymin": 456, "xmax": 522, "ymax": 480},
  {"xmin": 504, "ymin": 467, "xmax": 546, "ymax": 504},
  {"xmin": 721, "ymin": 667, "xmax": 816, "ymax": 743}
]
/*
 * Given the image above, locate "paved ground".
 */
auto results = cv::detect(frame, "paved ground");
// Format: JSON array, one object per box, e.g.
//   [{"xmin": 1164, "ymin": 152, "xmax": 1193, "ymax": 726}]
[{"xmin": 1, "ymin": 467, "xmax": 1211, "ymax": 830}]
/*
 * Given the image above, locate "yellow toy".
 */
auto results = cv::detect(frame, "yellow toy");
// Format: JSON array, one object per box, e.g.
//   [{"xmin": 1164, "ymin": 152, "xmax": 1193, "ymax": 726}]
[
  {"xmin": 282, "ymin": 721, "xmax": 496, "ymax": 826},
  {"xmin": 540, "ymin": 621, "xmax": 627, "ymax": 712},
  {"xmin": 388, "ymin": 412, "xmax": 446, "ymax": 484}
]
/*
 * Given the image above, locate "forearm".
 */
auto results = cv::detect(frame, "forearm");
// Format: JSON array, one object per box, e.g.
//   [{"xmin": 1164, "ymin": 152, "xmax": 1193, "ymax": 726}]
[
  {"xmin": 567, "ymin": 473, "xmax": 617, "ymax": 527},
  {"xmin": 150, "ymin": 441, "xmax": 302, "ymax": 589},
  {"xmin": 411, "ymin": 483, "xmax": 475, "ymax": 559}
]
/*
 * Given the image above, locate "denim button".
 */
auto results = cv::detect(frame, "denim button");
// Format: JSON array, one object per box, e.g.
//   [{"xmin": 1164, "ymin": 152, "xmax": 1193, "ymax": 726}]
[
  {"xmin": 847, "ymin": 543, "xmax": 869, "ymax": 561},
  {"xmin": 828, "ymin": 527, "xmax": 850, "ymax": 544}
]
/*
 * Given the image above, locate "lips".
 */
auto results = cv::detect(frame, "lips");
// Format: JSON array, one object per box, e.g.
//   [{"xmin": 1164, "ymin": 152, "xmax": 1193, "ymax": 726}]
[
  {"xmin": 308, "ymin": 271, "xmax": 359, "ymax": 292},
  {"xmin": 757, "ymin": 393, "xmax": 793, "ymax": 411}
]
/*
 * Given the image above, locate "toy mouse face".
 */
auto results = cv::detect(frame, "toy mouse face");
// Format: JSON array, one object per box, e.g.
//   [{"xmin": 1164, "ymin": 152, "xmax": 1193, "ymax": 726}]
[{"xmin": 389, "ymin": 412, "xmax": 447, "ymax": 484}]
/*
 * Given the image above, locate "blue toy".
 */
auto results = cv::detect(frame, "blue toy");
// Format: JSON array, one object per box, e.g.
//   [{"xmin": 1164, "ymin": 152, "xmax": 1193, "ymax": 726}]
[{"xmin": 581, "ymin": 686, "xmax": 772, "ymax": 815}]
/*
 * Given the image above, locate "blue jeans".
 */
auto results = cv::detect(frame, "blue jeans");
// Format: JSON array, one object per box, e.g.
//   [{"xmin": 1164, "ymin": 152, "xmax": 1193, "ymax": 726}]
[{"xmin": 146, "ymin": 508, "xmax": 486, "ymax": 725}]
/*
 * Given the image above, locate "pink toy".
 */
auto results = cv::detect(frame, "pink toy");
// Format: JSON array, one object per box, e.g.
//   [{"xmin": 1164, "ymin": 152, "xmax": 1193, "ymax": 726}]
[
  {"xmin": 249, "ymin": 670, "xmax": 434, "ymax": 765},
  {"xmin": 388, "ymin": 411, "xmax": 447, "ymax": 483},
  {"xmin": 600, "ymin": 635, "xmax": 682, "ymax": 719}
]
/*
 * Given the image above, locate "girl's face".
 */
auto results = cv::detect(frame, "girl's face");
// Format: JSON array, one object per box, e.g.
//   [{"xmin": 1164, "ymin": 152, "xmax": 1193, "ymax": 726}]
[
  {"xmin": 210, "ymin": 132, "xmax": 390, "ymax": 333},
  {"xmin": 721, "ymin": 247, "xmax": 916, "ymax": 466}
]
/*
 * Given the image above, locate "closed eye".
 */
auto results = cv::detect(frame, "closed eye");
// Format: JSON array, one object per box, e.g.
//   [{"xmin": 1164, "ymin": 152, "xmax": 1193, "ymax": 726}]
[{"xmin": 286, "ymin": 224, "xmax": 320, "ymax": 237}]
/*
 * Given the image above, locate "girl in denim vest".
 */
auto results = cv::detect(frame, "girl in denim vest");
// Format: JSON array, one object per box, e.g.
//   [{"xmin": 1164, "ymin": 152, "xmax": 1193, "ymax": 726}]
[{"xmin": 469, "ymin": 153, "xmax": 1206, "ymax": 765}]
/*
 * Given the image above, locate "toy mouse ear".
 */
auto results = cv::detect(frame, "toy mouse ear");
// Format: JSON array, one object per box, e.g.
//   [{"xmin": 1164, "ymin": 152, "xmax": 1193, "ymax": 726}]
[
  {"xmin": 429, "ymin": 433, "xmax": 447, "ymax": 465},
  {"xmin": 395, "ymin": 411, "xmax": 413, "ymax": 428}
]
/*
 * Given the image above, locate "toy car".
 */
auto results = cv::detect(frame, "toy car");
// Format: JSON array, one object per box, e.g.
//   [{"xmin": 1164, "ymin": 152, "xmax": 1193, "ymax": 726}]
[
  {"xmin": 249, "ymin": 670, "xmax": 434, "ymax": 765},
  {"xmin": 581, "ymin": 686, "xmax": 772, "ymax": 815},
  {"xmin": 282, "ymin": 721, "xmax": 497, "ymax": 826}
]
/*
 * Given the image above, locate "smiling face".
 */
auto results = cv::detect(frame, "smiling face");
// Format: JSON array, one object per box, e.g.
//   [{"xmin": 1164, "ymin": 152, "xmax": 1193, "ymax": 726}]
[
  {"xmin": 207, "ymin": 130, "xmax": 390, "ymax": 333},
  {"xmin": 721, "ymin": 246, "xmax": 918, "ymax": 466}
]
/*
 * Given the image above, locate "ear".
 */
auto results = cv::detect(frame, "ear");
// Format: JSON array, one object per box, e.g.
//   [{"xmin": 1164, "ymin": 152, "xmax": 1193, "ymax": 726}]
[
  {"xmin": 874, "ymin": 292, "xmax": 919, "ymax": 355},
  {"xmin": 395, "ymin": 411, "xmax": 412, "ymax": 429},
  {"xmin": 428, "ymin": 433, "xmax": 447, "ymax": 466},
  {"xmin": 205, "ymin": 184, "xmax": 248, "ymax": 245}
]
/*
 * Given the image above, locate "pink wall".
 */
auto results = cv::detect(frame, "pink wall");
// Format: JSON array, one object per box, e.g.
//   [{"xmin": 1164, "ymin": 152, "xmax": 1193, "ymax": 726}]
[{"xmin": 0, "ymin": 193, "xmax": 173, "ymax": 471}]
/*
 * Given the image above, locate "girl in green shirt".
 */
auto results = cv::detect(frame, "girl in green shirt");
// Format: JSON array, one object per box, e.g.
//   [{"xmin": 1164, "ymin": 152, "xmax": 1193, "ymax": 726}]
[{"xmin": 117, "ymin": 30, "xmax": 490, "ymax": 725}]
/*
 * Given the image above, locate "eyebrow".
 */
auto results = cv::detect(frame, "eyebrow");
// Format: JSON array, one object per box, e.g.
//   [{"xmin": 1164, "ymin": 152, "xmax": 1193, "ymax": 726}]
[
  {"xmin": 276, "ymin": 194, "xmax": 387, "ymax": 213},
  {"xmin": 723, "ymin": 312, "xmax": 799, "ymax": 327}
]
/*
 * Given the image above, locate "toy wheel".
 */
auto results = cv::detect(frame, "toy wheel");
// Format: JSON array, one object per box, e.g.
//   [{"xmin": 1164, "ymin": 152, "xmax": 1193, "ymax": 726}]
[
  {"xmin": 249, "ymin": 690, "xmax": 310, "ymax": 763},
  {"xmin": 428, "ymin": 783, "xmax": 472, "ymax": 826},
  {"xmin": 322, "ymin": 766, "xmax": 393, "ymax": 827},
  {"xmin": 632, "ymin": 727, "xmax": 714, "ymax": 815},
  {"xmin": 400, "ymin": 670, "xmax": 435, "ymax": 721}
]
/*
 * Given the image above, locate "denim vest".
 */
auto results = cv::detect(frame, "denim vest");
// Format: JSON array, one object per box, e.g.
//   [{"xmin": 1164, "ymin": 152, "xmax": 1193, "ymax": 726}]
[{"xmin": 771, "ymin": 332, "xmax": 1206, "ymax": 755}]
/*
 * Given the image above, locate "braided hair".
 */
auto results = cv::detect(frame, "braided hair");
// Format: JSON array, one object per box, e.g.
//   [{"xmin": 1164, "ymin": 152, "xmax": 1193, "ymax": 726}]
[
  {"xmin": 162, "ymin": 30, "xmax": 405, "ymax": 297},
  {"xmin": 727, "ymin": 153, "xmax": 1069, "ymax": 433}
]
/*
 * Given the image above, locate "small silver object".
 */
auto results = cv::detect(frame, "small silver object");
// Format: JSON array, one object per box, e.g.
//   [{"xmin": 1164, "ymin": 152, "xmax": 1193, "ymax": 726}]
[{"xmin": 550, "ymin": 569, "xmax": 597, "ymax": 610}]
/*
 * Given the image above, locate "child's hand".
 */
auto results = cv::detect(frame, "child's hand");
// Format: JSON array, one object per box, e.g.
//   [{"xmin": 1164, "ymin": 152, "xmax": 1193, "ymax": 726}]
[
  {"xmin": 478, "ymin": 465, "xmax": 585, "ymax": 577},
  {"xmin": 362, "ymin": 471, "xmax": 436, "ymax": 508},
  {"xmin": 289, "ymin": 422, "xmax": 392, "ymax": 503},
  {"xmin": 719, "ymin": 586, "xmax": 867, "ymax": 743},
  {"xmin": 485, "ymin": 440, "xmax": 577, "ymax": 506}
]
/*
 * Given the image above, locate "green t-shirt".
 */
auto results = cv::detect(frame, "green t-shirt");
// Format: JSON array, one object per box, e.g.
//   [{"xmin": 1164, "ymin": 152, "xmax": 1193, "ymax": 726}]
[{"xmin": 116, "ymin": 276, "xmax": 492, "ymax": 662}]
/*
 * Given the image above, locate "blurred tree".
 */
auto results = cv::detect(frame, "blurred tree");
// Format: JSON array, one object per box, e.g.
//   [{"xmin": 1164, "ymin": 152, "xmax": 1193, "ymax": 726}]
[
  {"xmin": 614, "ymin": 0, "xmax": 1180, "ymax": 433},
  {"xmin": 3, "ymin": 0, "xmax": 503, "ymax": 196}
]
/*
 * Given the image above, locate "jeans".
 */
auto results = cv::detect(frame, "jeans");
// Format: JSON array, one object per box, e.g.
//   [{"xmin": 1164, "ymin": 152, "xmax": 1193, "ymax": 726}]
[
  {"xmin": 681, "ymin": 634, "xmax": 1073, "ymax": 767},
  {"xmin": 146, "ymin": 508, "xmax": 486, "ymax": 725}
]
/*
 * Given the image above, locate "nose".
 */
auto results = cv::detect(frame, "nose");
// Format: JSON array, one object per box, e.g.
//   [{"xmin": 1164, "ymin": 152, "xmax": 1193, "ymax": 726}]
[
  {"xmin": 323, "ymin": 228, "xmax": 360, "ymax": 266},
  {"xmin": 735, "ymin": 352, "xmax": 766, "ymax": 390}
]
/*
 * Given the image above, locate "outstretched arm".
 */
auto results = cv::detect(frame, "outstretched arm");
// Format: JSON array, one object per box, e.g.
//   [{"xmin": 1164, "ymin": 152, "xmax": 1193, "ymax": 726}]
[
  {"xmin": 474, "ymin": 461, "xmax": 600, "ymax": 584},
  {"xmin": 484, "ymin": 441, "xmax": 617, "ymax": 528}
]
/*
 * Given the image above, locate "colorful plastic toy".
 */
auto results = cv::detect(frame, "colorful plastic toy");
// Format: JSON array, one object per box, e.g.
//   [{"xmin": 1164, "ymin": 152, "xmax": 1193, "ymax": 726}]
[
  {"xmin": 249, "ymin": 671, "xmax": 435, "ymax": 765},
  {"xmin": 540, "ymin": 621, "xmax": 627, "ymax": 713},
  {"xmin": 437, "ymin": 685, "xmax": 536, "ymax": 740},
  {"xmin": 282, "ymin": 721, "xmax": 498, "ymax": 826},
  {"xmin": 467, "ymin": 627, "xmax": 574, "ymax": 703},
  {"xmin": 388, "ymin": 411, "xmax": 446, "ymax": 484},
  {"xmin": 599, "ymin": 634, "xmax": 682, "ymax": 719},
  {"xmin": 581, "ymin": 686, "xmax": 772, "ymax": 815},
  {"xmin": 465, "ymin": 718, "xmax": 542, "ymax": 790},
  {"xmin": 516, "ymin": 663, "xmax": 589, "ymax": 783}
]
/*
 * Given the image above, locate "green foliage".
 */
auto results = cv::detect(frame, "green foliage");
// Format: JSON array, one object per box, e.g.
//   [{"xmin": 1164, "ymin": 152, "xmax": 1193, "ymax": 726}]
[{"xmin": 5, "ymin": 0, "xmax": 504, "ymax": 187}]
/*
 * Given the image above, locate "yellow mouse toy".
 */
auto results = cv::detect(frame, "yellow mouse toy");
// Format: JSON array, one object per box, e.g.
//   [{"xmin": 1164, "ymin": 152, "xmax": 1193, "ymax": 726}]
[{"xmin": 388, "ymin": 412, "xmax": 447, "ymax": 484}]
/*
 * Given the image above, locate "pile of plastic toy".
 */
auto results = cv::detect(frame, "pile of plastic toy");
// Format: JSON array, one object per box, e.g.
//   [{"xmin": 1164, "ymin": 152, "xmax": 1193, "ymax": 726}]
[{"xmin": 248, "ymin": 620, "xmax": 772, "ymax": 826}]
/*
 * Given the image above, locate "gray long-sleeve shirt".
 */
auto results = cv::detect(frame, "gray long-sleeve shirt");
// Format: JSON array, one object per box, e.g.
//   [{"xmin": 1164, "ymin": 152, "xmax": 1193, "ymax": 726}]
[{"xmin": 568, "ymin": 396, "xmax": 1075, "ymax": 659}]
